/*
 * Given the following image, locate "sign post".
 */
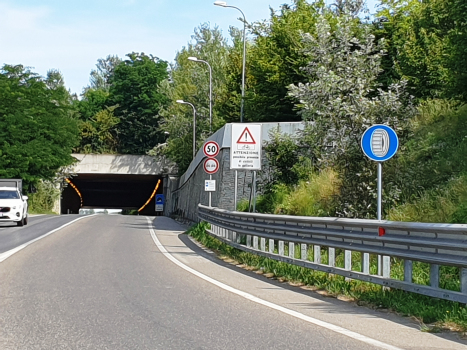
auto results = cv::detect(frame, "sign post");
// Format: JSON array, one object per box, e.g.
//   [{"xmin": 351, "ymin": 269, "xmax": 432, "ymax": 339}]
[
  {"xmin": 230, "ymin": 124, "xmax": 262, "ymax": 210},
  {"xmin": 203, "ymin": 141, "xmax": 220, "ymax": 208},
  {"xmin": 361, "ymin": 124, "xmax": 399, "ymax": 277}
]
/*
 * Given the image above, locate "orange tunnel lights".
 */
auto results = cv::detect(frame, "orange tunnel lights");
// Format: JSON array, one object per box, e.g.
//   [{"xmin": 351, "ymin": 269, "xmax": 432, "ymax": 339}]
[
  {"xmin": 65, "ymin": 178, "xmax": 83, "ymax": 208},
  {"xmin": 138, "ymin": 179, "xmax": 161, "ymax": 212}
]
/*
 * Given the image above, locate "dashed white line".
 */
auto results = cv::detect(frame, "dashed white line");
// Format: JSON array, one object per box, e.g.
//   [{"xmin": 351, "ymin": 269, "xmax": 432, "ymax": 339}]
[{"xmin": 147, "ymin": 217, "xmax": 404, "ymax": 350}]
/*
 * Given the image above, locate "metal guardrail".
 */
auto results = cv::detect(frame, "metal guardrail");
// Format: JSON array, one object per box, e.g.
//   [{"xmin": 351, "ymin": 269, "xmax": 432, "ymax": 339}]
[{"xmin": 198, "ymin": 205, "xmax": 467, "ymax": 303}]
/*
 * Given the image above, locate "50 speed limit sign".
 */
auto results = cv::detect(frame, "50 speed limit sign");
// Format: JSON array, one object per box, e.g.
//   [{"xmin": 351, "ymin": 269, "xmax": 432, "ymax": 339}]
[{"xmin": 203, "ymin": 141, "xmax": 220, "ymax": 158}]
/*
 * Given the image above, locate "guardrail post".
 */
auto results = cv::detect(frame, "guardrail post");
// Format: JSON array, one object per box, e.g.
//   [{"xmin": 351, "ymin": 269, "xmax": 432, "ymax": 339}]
[
  {"xmin": 269, "ymin": 239, "xmax": 274, "ymax": 254},
  {"xmin": 382, "ymin": 256, "xmax": 390, "ymax": 278},
  {"xmin": 461, "ymin": 268, "xmax": 467, "ymax": 294},
  {"xmin": 289, "ymin": 242, "xmax": 295, "ymax": 259},
  {"xmin": 301, "ymin": 244, "xmax": 307, "ymax": 260},
  {"xmin": 362, "ymin": 253, "xmax": 370, "ymax": 274},
  {"xmin": 260, "ymin": 237, "xmax": 266, "ymax": 252},
  {"xmin": 430, "ymin": 264, "xmax": 439, "ymax": 288},
  {"xmin": 329, "ymin": 248, "xmax": 335, "ymax": 267},
  {"xmin": 314, "ymin": 245, "xmax": 321, "ymax": 264},
  {"xmin": 404, "ymin": 260, "xmax": 413, "ymax": 282},
  {"xmin": 253, "ymin": 236, "xmax": 259, "ymax": 250},
  {"xmin": 247, "ymin": 235, "xmax": 252, "ymax": 247},
  {"xmin": 279, "ymin": 241, "xmax": 284, "ymax": 256},
  {"xmin": 345, "ymin": 250, "xmax": 352, "ymax": 271}
]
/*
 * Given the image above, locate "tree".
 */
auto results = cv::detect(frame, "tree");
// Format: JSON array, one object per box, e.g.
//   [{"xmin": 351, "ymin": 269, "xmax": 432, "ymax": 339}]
[
  {"xmin": 108, "ymin": 52, "xmax": 169, "ymax": 154},
  {"xmin": 157, "ymin": 24, "xmax": 231, "ymax": 173},
  {"xmin": 375, "ymin": 0, "xmax": 467, "ymax": 101},
  {"xmin": 288, "ymin": 6, "xmax": 415, "ymax": 218},
  {"xmin": 246, "ymin": 0, "xmax": 325, "ymax": 123},
  {"xmin": 0, "ymin": 64, "xmax": 79, "ymax": 187},
  {"xmin": 88, "ymin": 55, "xmax": 121, "ymax": 92}
]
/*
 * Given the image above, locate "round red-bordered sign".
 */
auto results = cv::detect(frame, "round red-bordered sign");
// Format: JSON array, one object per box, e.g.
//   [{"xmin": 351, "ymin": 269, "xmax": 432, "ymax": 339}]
[
  {"xmin": 204, "ymin": 158, "xmax": 219, "ymax": 174},
  {"xmin": 203, "ymin": 141, "xmax": 220, "ymax": 158}
]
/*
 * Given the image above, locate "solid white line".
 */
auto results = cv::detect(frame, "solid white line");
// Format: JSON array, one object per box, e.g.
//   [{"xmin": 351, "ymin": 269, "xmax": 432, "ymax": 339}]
[
  {"xmin": 0, "ymin": 215, "xmax": 94, "ymax": 263},
  {"xmin": 146, "ymin": 218, "xmax": 404, "ymax": 350}
]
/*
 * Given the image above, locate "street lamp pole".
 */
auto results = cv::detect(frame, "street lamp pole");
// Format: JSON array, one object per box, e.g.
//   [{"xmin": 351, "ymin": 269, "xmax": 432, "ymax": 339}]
[
  {"xmin": 176, "ymin": 100, "xmax": 197, "ymax": 159},
  {"xmin": 214, "ymin": 1, "xmax": 246, "ymax": 123},
  {"xmin": 188, "ymin": 57, "xmax": 212, "ymax": 134}
]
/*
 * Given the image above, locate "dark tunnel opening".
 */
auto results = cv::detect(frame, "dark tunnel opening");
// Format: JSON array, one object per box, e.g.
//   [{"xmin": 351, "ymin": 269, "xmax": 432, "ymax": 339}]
[{"xmin": 61, "ymin": 174, "xmax": 162, "ymax": 215}]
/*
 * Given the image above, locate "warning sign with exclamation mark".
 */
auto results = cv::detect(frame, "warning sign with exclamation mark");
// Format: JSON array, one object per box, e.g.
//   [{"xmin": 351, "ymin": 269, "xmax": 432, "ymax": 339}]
[{"xmin": 230, "ymin": 124, "xmax": 262, "ymax": 170}]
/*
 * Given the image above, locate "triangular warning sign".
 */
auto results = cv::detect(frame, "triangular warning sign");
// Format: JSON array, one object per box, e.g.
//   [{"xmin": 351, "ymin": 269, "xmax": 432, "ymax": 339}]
[{"xmin": 236, "ymin": 127, "xmax": 256, "ymax": 144}]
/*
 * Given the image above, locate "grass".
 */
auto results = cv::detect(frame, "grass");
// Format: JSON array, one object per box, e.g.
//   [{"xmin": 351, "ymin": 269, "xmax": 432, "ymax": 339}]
[{"xmin": 187, "ymin": 222, "xmax": 467, "ymax": 332}]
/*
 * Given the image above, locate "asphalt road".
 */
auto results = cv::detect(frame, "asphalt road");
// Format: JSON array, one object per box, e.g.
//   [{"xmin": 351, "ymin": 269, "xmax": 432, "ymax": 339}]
[
  {"xmin": 0, "ymin": 215, "xmax": 465, "ymax": 350},
  {"xmin": 0, "ymin": 214, "xmax": 87, "ymax": 254},
  {"xmin": 0, "ymin": 215, "xmax": 376, "ymax": 350}
]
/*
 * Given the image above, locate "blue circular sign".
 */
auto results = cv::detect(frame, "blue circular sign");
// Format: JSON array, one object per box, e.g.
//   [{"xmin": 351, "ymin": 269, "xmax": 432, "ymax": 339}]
[{"xmin": 361, "ymin": 124, "xmax": 399, "ymax": 162}]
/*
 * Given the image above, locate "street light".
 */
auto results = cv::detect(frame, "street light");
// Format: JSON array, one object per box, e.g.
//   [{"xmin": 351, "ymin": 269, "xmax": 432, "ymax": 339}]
[
  {"xmin": 188, "ymin": 57, "xmax": 212, "ymax": 134},
  {"xmin": 176, "ymin": 100, "xmax": 197, "ymax": 159},
  {"xmin": 214, "ymin": 1, "xmax": 247, "ymax": 123}
]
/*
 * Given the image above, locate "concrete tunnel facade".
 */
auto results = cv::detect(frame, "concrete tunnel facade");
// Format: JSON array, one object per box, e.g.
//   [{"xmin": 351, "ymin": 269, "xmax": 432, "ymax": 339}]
[{"xmin": 61, "ymin": 154, "xmax": 173, "ymax": 215}]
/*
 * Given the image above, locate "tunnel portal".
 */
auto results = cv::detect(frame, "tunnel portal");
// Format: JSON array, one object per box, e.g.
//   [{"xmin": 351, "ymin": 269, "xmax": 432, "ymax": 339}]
[{"xmin": 62, "ymin": 174, "xmax": 162, "ymax": 216}]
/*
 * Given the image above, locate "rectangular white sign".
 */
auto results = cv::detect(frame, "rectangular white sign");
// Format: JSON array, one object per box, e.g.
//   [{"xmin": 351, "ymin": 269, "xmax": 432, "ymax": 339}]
[
  {"xmin": 205, "ymin": 180, "xmax": 216, "ymax": 192},
  {"xmin": 155, "ymin": 204, "xmax": 164, "ymax": 212},
  {"xmin": 230, "ymin": 124, "xmax": 262, "ymax": 170}
]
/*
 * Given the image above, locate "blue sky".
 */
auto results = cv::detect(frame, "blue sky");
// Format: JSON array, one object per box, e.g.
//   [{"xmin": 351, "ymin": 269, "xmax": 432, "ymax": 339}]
[{"xmin": 1, "ymin": 0, "xmax": 379, "ymax": 95}]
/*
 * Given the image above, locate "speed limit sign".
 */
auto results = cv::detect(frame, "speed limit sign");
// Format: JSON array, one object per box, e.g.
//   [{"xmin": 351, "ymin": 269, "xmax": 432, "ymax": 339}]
[{"xmin": 203, "ymin": 141, "xmax": 220, "ymax": 158}]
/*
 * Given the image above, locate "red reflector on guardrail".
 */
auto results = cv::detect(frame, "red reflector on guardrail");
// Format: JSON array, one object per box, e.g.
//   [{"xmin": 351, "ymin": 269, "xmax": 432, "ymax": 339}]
[{"xmin": 378, "ymin": 227, "xmax": 386, "ymax": 236}]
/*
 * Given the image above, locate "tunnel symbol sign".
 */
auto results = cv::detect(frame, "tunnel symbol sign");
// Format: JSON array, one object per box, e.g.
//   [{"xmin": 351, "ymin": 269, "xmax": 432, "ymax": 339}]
[
  {"xmin": 361, "ymin": 125, "xmax": 398, "ymax": 162},
  {"xmin": 155, "ymin": 194, "xmax": 165, "ymax": 205}
]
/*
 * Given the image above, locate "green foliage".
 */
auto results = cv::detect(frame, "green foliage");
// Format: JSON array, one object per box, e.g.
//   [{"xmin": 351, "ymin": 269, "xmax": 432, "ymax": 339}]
[
  {"xmin": 109, "ymin": 52, "xmax": 169, "ymax": 154},
  {"xmin": 88, "ymin": 55, "xmax": 121, "ymax": 92},
  {"xmin": 28, "ymin": 181, "xmax": 59, "ymax": 214},
  {"xmin": 376, "ymin": 0, "xmax": 467, "ymax": 101},
  {"xmin": 288, "ymin": 7, "xmax": 415, "ymax": 218},
  {"xmin": 157, "ymin": 24, "xmax": 231, "ymax": 174},
  {"xmin": 75, "ymin": 106, "xmax": 120, "ymax": 154},
  {"xmin": 0, "ymin": 64, "xmax": 79, "ymax": 187},
  {"xmin": 261, "ymin": 127, "xmax": 301, "ymax": 188},
  {"xmin": 246, "ymin": 0, "xmax": 325, "ymax": 122}
]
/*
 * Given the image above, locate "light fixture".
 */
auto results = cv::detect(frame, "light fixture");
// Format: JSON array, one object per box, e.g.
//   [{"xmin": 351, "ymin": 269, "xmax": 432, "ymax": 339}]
[{"xmin": 214, "ymin": 1, "xmax": 227, "ymax": 6}]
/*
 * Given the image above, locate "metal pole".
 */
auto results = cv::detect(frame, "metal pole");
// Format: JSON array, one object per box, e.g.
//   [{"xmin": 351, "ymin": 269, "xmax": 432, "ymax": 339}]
[
  {"xmin": 234, "ymin": 170, "xmax": 238, "ymax": 210},
  {"xmin": 208, "ymin": 63, "xmax": 212, "ymax": 133},
  {"xmin": 240, "ymin": 13, "xmax": 246, "ymax": 123},
  {"xmin": 377, "ymin": 161, "xmax": 383, "ymax": 275},
  {"xmin": 377, "ymin": 162, "xmax": 382, "ymax": 221},
  {"xmin": 219, "ymin": 5, "xmax": 246, "ymax": 123},
  {"xmin": 209, "ymin": 174, "xmax": 212, "ymax": 207},
  {"xmin": 193, "ymin": 106, "xmax": 196, "ymax": 159},
  {"xmin": 252, "ymin": 171, "xmax": 256, "ymax": 213}
]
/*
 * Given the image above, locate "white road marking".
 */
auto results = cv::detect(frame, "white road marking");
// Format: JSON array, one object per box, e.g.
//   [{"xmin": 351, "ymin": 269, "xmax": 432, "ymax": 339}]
[
  {"xmin": 147, "ymin": 218, "xmax": 404, "ymax": 350},
  {"xmin": 0, "ymin": 215, "xmax": 94, "ymax": 263}
]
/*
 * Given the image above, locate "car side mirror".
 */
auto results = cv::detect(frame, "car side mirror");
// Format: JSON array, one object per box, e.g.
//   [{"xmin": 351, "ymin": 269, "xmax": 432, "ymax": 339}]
[{"xmin": 22, "ymin": 195, "xmax": 28, "ymax": 201}]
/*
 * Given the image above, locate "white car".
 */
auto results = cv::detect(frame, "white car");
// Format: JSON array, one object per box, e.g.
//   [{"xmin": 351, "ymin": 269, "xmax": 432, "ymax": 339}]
[{"xmin": 0, "ymin": 187, "xmax": 28, "ymax": 226}]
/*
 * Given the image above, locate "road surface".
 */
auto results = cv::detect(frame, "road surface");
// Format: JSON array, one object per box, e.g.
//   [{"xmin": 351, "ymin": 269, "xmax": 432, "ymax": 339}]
[{"xmin": 0, "ymin": 215, "xmax": 465, "ymax": 349}]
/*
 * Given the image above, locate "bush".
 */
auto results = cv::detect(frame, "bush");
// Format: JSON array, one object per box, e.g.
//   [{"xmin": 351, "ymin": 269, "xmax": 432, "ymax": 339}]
[{"xmin": 28, "ymin": 181, "xmax": 59, "ymax": 214}]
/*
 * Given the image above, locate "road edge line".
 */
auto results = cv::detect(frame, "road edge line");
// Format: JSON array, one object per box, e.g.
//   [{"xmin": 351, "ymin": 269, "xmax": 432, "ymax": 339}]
[
  {"xmin": 147, "ymin": 217, "xmax": 404, "ymax": 350},
  {"xmin": 0, "ymin": 215, "xmax": 95, "ymax": 263}
]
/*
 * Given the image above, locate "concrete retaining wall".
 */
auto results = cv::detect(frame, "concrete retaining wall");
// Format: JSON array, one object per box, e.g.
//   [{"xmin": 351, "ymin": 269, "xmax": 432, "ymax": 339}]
[{"xmin": 166, "ymin": 122, "xmax": 304, "ymax": 222}]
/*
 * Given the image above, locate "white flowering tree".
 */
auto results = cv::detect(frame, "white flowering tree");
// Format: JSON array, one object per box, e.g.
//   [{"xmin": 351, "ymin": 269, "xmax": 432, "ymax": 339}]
[{"xmin": 288, "ymin": 5, "xmax": 415, "ymax": 218}]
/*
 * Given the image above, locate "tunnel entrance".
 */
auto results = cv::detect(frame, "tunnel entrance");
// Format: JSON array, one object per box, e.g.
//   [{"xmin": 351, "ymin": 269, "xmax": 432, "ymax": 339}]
[{"xmin": 62, "ymin": 174, "xmax": 162, "ymax": 215}]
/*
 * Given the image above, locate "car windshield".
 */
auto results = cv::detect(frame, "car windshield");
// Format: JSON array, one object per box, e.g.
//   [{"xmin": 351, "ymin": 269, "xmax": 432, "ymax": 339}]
[{"xmin": 0, "ymin": 190, "xmax": 20, "ymax": 199}]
